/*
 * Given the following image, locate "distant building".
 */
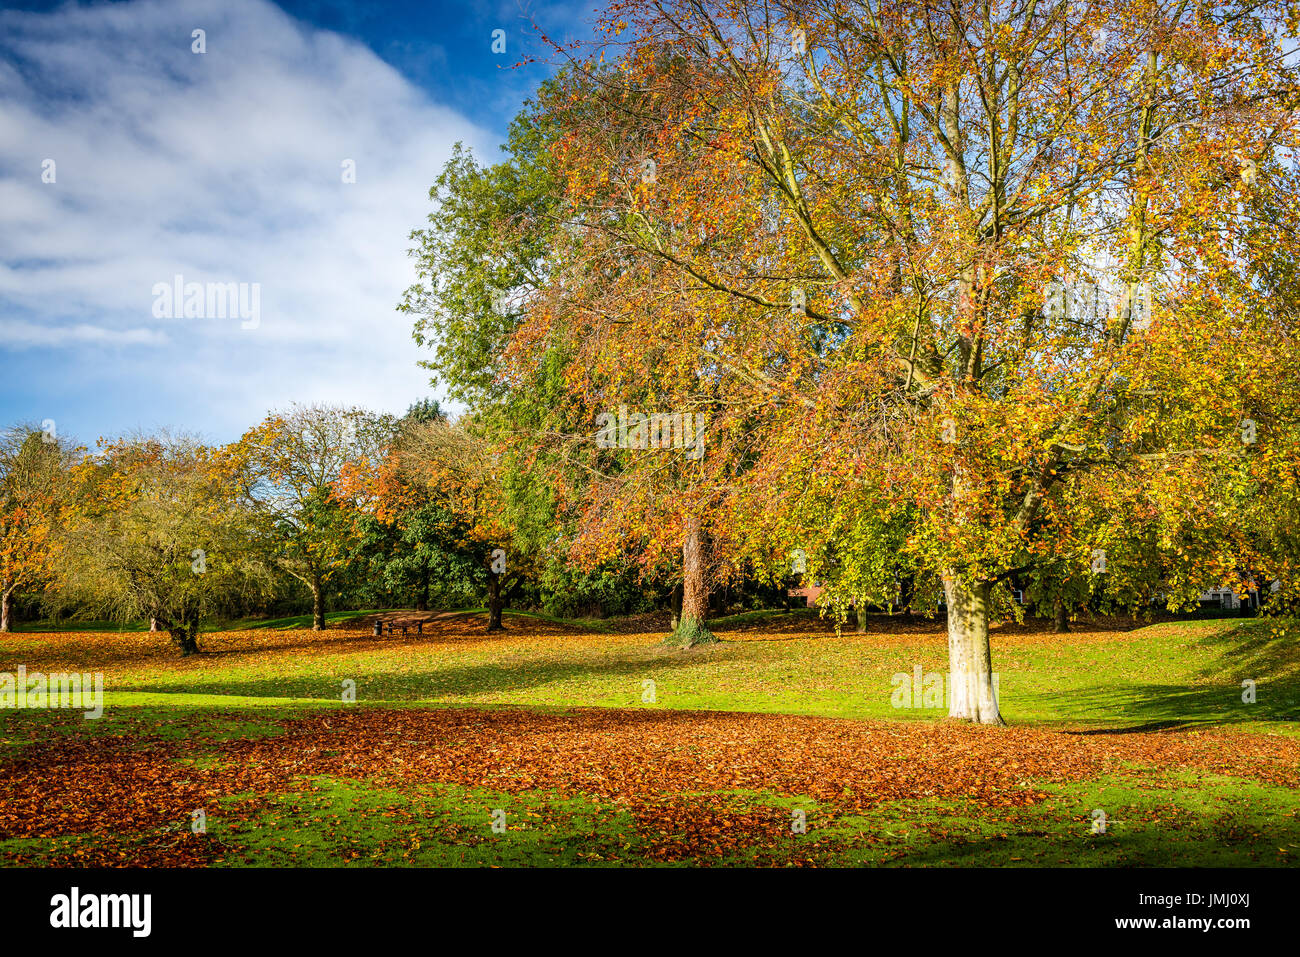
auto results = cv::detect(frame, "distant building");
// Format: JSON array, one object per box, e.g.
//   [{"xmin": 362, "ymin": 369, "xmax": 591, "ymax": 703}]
[
  {"xmin": 1196, "ymin": 586, "xmax": 1273, "ymax": 610},
  {"xmin": 1200, "ymin": 589, "xmax": 1242, "ymax": 609},
  {"xmin": 788, "ymin": 584, "xmax": 824, "ymax": 608}
]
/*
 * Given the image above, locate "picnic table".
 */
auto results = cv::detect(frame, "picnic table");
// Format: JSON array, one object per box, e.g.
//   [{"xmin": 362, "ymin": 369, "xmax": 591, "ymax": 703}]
[{"xmin": 372, "ymin": 618, "xmax": 425, "ymax": 637}]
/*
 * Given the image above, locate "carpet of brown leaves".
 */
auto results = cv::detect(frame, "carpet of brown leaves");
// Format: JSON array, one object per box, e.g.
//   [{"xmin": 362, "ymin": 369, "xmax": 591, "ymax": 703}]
[{"xmin": 2, "ymin": 705, "xmax": 1296, "ymax": 866}]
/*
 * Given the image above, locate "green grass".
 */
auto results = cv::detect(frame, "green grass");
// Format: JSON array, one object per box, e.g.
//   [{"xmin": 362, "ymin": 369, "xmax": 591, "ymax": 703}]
[
  {"xmin": 42, "ymin": 615, "xmax": 1294, "ymax": 735},
  {"xmin": 0, "ymin": 705, "xmax": 292, "ymax": 759},
  {"xmin": 230, "ymin": 609, "xmax": 384, "ymax": 631},
  {"xmin": 218, "ymin": 778, "xmax": 643, "ymax": 867},
  {"xmin": 812, "ymin": 771, "xmax": 1300, "ymax": 867}
]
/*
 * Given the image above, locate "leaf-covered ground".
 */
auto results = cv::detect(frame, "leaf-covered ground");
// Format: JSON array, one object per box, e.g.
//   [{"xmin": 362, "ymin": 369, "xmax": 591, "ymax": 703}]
[{"xmin": 1, "ymin": 611, "xmax": 1297, "ymax": 866}]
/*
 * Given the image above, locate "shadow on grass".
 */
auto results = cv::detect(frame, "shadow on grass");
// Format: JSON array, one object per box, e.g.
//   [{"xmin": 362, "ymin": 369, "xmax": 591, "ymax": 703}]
[
  {"xmin": 890, "ymin": 822, "xmax": 1273, "ymax": 867},
  {"xmin": 1042, "ymin": 681, "xmax": 1297, "ymax": 728},
  {"xmin": 1024, "ymin": 616, "xmax": 1300, "ymax": 728},
  {"xmin": 1041, "ymin": 620, "xmax": 1299, "ymax": 730},
  {"xmin": 1193, "ymin": 620, "xmax": 1300, "ymax": 684},
  {"xmin": 1067, "ymin": 720, "xmax": 1199, "ymax": 735},
  {"xmin": 118, "ymin": 642, "xmax": 762, "ymax": 702}
]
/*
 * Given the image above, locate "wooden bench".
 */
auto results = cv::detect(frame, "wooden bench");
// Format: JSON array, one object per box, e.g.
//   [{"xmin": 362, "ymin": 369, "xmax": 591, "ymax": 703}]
[{"xmin": 372, "ymin": 619, "xmax": 425, "ymax": 637}]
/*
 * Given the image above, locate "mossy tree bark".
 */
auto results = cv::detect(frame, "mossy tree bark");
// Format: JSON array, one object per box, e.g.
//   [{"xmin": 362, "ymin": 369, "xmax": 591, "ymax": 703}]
[{"xmin": 673, "ymin": 512, "xmax": 717, "ymax": 647}]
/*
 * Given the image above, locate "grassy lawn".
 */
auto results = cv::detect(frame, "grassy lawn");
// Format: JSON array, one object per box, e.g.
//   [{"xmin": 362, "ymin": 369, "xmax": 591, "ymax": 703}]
[
  {"xmin": 1, "ymin": 611, "xmax": 1297, "ymax": 866},
  {"xmin": 16, "ymin": 611, "xmax": 1294, "ymax": 730}
]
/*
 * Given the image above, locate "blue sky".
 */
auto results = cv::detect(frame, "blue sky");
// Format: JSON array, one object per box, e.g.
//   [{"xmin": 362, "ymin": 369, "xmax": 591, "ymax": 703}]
[{"xmin": 0, "ymin": 0, "xmax": 594, "ymax": 446}]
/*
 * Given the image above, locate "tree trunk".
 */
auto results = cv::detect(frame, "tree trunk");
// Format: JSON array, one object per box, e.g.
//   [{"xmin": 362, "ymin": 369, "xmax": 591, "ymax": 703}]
[
  {"xmin": 1, "ymin": 583, "xmax": 13, "ymax": 633},
  {"xmin": 311, "ymin": 575, "xmax": 325, "ymax": 631},
  {"xmin": 486, "ymin": 571, "xmax": 506, "ymax": 632},
  {"xmin": 149, "ymin": 617, "xmax": 159, "ymax": 632},
  {"xmin": 898, "ymin": 575, "xmax": 915, "ymax": 613},
  {"xmin": 674, "ymin": 512, "xmax": 716, "ymax": 647},
  {"xmin": 1053, "ymin": 599, "xmax": 1070, "ymax": 634},
  {"xmin": 172, "ymin": 622, "xmax": 200, "ymax": 656},
  {"xmin": 942, "ymin": 571, "xmax": 1004, "ymax": 725},
  {"xmin": 855, "ymin": 604, "xmax": 867, "ymax": 633}
]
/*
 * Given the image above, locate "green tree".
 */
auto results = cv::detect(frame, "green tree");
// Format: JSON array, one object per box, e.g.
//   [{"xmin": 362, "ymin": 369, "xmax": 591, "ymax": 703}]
[
  {"xmin": 401, "ymin": 98, "xmax": 560, "ymax": 409},
  {"xmin": 241, "ymin": 404, "xmax": 396, "ymax": 630},
  {"xmin": 340, "ymin": 400, "xmax": 483, "ymax": 613}
]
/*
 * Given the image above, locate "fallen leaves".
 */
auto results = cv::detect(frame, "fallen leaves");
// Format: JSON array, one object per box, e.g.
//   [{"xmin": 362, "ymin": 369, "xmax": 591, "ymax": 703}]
[{"xmin": 3, "ymin": 705, "xmax": 1297, "ymax": 866}]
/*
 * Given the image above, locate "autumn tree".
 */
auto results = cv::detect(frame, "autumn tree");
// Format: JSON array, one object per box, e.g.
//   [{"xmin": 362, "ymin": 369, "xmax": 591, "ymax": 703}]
[
  {"xmin": 57, "ymin": 433, "xmax": 270, "ymax": 655},
  {"xmin": 241, "ymin": 405, "xmax": 395, "ymax": 630},
  {"xmin": 402, "ymin": 94, "xmax": 660, "ymax": 630},
  {"xmin": 337, "ymin": 400, "xmax": 482, "ymax": 612},
  {"xmin": 403, "ymin": 56, "xmax": 776, "ymax": 645},
  {"xmin": 516, "ymin": 0, "xmax": 1300, "ymax": 718},
  {"xmin": 392, "ymin": 416, "xmax": 540, "ymax": 631},
  {"xmin": 0, "ymin": 424, "xmax": 74, "ymax": 632}
]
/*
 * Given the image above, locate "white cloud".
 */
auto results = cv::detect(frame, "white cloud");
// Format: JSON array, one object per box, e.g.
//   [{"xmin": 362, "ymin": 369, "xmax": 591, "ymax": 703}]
[
  {"xmin": 0, "ymin": 320, "xmax": 168, "ymax": 348},
  {"xmin": 0, "ymin": 0, "xmax": 497, "ymax": 437}
]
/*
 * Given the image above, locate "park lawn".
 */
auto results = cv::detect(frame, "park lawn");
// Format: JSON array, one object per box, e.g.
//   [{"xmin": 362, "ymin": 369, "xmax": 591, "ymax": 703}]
[
  {"xmin": 2, "ymin": 611, "xmax": 1295, "ymax": 731},
  {"xmin": 2, "ymin": 767, "xmax": 1296, "ymax": 868},
  {"xmin": 0, "ymin": 611, "xmax": 1296, "ymax": 867}
]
